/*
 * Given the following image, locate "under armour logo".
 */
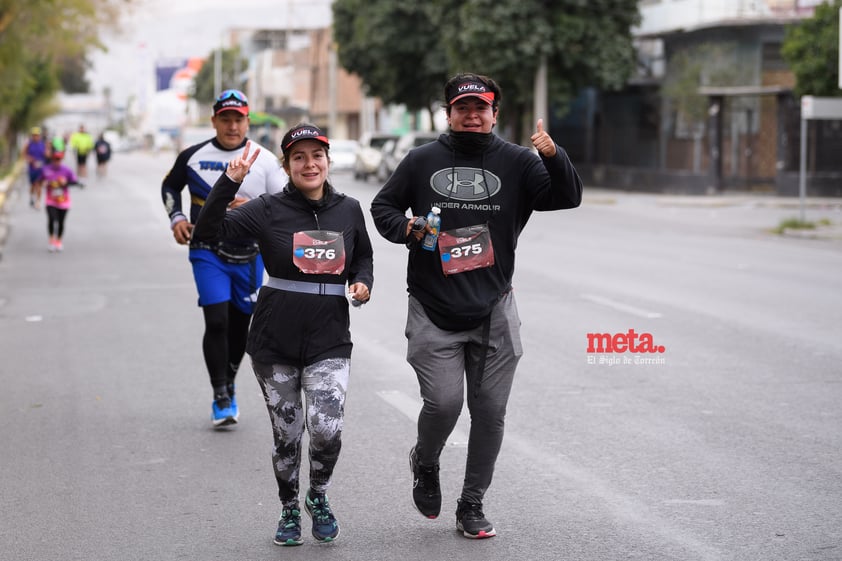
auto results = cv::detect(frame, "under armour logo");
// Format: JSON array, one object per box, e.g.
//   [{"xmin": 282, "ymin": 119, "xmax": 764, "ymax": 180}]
[
  {"xmin": 431, "ymin": 167, "xmax": 501, "ymax": 201},
  {"xmin": 447, "ymin": 172, "xmax": 487, "ymax": 196}
]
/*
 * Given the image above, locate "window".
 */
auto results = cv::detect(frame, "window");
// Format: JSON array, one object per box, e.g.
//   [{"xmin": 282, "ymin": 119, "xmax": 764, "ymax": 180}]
[{"xmin": 761, "ymin": 42, "xmax": 786, "ymax": 71}]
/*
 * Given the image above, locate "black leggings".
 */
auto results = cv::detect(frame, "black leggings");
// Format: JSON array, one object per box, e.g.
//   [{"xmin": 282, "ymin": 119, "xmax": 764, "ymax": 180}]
[
  {"xmin": 202, "ymin": 301, "xmax": 251, "ymax": 393},
  {"xmin": 46, "ymin": 206, "xmax": 68, "ymax": 238}
]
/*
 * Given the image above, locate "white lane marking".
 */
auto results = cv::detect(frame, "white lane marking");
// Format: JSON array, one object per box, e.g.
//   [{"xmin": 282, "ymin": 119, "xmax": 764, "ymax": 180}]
[
  {"xmin": 581, "ymin": 293, "xmax": 663, "ymax": 319},
  {"xmin": 376, "ymin": 390, "xmax": 468, "ymax": 448},
  {"xmin": 663, "ymin": 499, "xmax": 725, "ymax": 506}
]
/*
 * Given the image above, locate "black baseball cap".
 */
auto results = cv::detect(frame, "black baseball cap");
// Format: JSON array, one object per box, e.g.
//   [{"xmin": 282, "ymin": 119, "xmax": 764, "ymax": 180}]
[
  {"xmin": 281, "ymin": 123, "xmax": 330, "ymax": 154},
  {"xmin": 445, "ymin": 78, "xmax": 496, "ymax": 105}
]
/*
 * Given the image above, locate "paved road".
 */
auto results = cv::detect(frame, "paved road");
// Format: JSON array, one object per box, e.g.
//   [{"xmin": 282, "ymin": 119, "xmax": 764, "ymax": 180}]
[{"xmin": 1, "ymin": 150, "xmax": 840, "ymax": 561}]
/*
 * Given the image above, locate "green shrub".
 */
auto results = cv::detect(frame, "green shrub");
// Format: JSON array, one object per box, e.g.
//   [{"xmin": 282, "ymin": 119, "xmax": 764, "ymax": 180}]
[{"xmin": 774, "ymin": 217, "xmax": 816, "ymax": 234}]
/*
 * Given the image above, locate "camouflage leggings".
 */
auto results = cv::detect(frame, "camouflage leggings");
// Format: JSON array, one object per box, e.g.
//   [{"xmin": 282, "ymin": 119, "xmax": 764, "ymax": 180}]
[{"xmin": 252, "ymin": 357, "xmax": 350, "ymax": 508}]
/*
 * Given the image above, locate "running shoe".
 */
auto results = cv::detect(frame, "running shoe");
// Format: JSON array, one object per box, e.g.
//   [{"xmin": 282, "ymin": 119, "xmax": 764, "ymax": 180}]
[
  {"xmin": 304, "ymin": 490, "xmax": 339, "ymax": 542},
  {"xmin": 455, "ymin": 499, "xmax": 496, "ymax": 539},
  {"xmin": 229, "ymin": 393, "xmax": 239, "ymax": 421},
  {"xmin": 274, "ymin": 507, "xmax": 303, "ymax": 546},
  {"xmin": 55, "ymin": 240, "xmax": 63, "ymax": 252},
  {"xmin": 211, "ymin": 396, "xmax": 238, "ymax": 427},
  {"xmin": 409, "ymin": 446, "xmax": 441, "ymax": 518}
]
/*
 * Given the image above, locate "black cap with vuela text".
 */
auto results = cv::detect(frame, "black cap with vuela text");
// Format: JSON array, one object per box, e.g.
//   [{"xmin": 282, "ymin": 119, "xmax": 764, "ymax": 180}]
[{"xmin": 281, "ymin": 123, "xmax": 330, "ymax": 154}]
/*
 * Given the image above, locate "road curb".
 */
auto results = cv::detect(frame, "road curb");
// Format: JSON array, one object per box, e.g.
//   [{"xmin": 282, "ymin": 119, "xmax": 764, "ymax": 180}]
[{"xmin": 656, "ymin": 195, "xmax": 842, "ymax": 210}]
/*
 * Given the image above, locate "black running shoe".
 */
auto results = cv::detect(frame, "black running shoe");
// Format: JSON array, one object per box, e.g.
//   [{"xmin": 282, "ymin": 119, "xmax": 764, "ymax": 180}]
[
  {"xmin": 455, "ymin": 499, "xmax": 497, "ymax": 539},
  {"xmin": 274, "ymin": 507, "xmax": 303, "ymax": 546},
  {"xmin": 409, "ymin": 446, "xmax": 441, "ymax": 518},
  {"xmin": 305, "ymin": 490, "xmax": 340, "ymax": 542}
]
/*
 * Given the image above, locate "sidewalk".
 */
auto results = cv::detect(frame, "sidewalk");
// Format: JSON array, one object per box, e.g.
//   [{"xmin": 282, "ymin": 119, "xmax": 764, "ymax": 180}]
[
  {"xmin": 583, "ymin": 186, "xmax": 842, "ymax": 209},
  {"xmin": 583, "ymin": 187, "xmax": 842, "ymax": 240},
  {"xmin": 0, "ymin": 160, "xmax": 24, "ymax": 256}
]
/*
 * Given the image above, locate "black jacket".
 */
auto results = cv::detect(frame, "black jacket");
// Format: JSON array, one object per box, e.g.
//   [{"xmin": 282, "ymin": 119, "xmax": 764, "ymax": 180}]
[
  {"xmin": 194, "ymin": 175, "xmax": 374, "ymax": 366},
  {"xmin": 370, "ymin": 133, "xmax": 581, "ymax": 330}
]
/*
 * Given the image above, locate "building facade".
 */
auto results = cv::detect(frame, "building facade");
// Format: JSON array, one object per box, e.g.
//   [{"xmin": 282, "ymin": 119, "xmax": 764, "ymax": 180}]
[
  {"xmin": 232, "ymin": 26, "xmax": 375, "ymax": 142},
  {"xmin": 570, "ymin": 0, "xmax": 841, "ymax": 196}
]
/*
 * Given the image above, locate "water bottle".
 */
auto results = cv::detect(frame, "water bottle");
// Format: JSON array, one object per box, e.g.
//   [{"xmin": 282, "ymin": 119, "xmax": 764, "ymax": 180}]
[{"xmin": 421, "ymin": 206, "xmax": 441, "ymax": 251}]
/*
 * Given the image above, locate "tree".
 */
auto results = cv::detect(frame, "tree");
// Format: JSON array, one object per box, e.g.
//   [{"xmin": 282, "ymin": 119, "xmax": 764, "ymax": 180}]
[
  {"xmin": 781, "ymin": 0, "xmax": 841, "ymax": 97},
  {"xmin": 0, "ymin": 0, "xmax": 131, "ymax": 166},
  {"xmin": 57, "ymin": 54, "xmax": 93, "ymax": 94},
  {"xmin": 333, "ymin": 0, "xmax": 639, "ymax": 142},
  {"xmin": 440, "ymin": 0, "xmax": 640, "ymax": 142},
  {"xmin": 332, "ymin": 0, "xmax": 447, "ymax": 126},
  {"xmin": 191, "ymin": 47, "xmax": 249, "ymax": 105},
  {"xmin": 6, "ymin": 59, "xmax": 60, "ymax": 142}
]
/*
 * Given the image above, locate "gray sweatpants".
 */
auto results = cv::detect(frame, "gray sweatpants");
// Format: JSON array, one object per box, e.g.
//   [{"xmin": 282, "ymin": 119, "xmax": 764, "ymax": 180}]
[
  {"xmin": 405, "ymin": 291, "xmax": 523, "ymax": 504},
  {"xmin": 252, "ymin": 358, "xmax": 350, "ymax": 508}
]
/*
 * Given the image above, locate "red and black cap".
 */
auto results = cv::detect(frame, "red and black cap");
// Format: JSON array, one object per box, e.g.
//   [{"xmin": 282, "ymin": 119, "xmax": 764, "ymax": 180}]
[
  {"xmin": 281, "ymin": 123, "xmax": 330, "ymax": 154},
  {"xmin": 445, "ymin": 78, "xmax": 496, "ymax": 105},
  {"xmin": 213, "ymin": 89, "xmax": 249, "ymax": 116}
]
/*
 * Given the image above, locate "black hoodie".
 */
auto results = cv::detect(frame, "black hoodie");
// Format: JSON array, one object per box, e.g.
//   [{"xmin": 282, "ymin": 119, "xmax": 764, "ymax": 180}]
[
  {"xmin": 370, "ymin": 132, "xmax": 581, "ymax": 330},
  {"xmin": 194, "ymin": 176, "xmax": 374, "ymax": 366}
]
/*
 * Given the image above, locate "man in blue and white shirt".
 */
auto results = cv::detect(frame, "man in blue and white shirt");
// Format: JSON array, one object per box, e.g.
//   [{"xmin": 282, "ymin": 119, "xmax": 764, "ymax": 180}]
[{"xmin": 161, "ymin": 89, "xmax": 286, "ymax": 428}]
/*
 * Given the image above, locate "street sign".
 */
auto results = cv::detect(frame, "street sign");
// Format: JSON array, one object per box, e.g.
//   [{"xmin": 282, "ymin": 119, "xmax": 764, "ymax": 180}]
[
  {"xmin": 801, "ymin": 95, "xmax": 842, "ymax": 119},
  {"xmin": 798, "ymin": 96, "xmax": 842, "ymax": 222}
]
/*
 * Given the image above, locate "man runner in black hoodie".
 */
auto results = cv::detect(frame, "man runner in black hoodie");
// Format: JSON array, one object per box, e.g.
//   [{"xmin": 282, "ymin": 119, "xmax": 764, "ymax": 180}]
[{"xmin": 370, "ymin": 72, "xmax": 582, "ymax": 539}]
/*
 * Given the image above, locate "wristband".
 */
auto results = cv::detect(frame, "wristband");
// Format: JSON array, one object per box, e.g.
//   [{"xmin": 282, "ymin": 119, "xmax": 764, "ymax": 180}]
[{"xmin": 170, "ymin": 214, "xmax": 187, "ymax": 229}]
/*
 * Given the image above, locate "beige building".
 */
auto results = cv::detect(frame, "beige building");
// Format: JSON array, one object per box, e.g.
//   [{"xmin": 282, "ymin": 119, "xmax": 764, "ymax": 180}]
[{"xmin": 232, "ymin": 26, "xmax": 379, "ymax": 142}]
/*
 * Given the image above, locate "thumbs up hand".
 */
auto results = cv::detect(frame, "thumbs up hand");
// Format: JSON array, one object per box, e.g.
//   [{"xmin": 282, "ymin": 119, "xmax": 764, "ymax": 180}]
[{"xmin": 530, "ymin": 118, "xmax": 557, "ymax": 158}]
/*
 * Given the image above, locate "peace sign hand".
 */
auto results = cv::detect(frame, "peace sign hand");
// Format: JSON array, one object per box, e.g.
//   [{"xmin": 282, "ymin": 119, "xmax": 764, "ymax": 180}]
[{"xmin": 226, "ymin": 141, "xmax": 261, "ymax": 183}]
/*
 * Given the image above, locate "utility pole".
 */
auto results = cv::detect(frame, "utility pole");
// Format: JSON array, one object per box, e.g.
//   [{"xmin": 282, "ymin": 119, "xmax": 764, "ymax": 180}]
[
  {"xmin": 214, "ymin": 34, "xmax": 222, "ymax": 96},
  {"xmin": 533, "ymin": 57, "xmax": 548, "ymax": 142},
  {"xmin": 328, "ymin": 42, "xmax": 338, "ymax": 137}
]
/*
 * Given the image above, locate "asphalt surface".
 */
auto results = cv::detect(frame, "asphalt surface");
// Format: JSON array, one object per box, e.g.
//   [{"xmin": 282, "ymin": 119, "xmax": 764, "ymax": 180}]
[{"xmin": 1, "ymin": 150, "xmax": 841, "ymax": 561}]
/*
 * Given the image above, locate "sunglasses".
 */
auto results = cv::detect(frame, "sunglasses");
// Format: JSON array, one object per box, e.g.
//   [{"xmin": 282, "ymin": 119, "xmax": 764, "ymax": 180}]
[{"xmin": 216, "ymin": 89, "xmax": 248, "ymax": 103}]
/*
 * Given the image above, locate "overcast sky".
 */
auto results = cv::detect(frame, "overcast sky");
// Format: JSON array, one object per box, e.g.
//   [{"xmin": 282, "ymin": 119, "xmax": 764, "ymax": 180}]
[{"xmin": 89, "ymin": 0, "xmax": 333, "ymax": 106}]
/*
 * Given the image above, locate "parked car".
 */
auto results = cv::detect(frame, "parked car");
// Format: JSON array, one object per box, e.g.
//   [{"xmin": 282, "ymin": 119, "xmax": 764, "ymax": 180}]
[
  {"xmin": 328, "ymin": 139, "xmax": 359, "ymax": 172},
  {"xmin": 354, "ymin": 132, "xmax": 399, "ymax": 181},
  {"xmin": 376, "ymin": 131, "xmax": 440, "ymax": 182}
]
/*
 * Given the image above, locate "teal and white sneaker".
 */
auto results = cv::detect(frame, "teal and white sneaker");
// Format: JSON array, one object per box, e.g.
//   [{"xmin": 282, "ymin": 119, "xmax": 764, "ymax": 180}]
[
  {"xmin": 211, "ymin": 396, "xmax": 238, "ymax": 427},
  {"xmin": 274, "ymin": 507, "xmax": 303, "ymax": 546},
  {"xmin": 305, "ymin": 490, "xmax": 340, "ymax": 542}
]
